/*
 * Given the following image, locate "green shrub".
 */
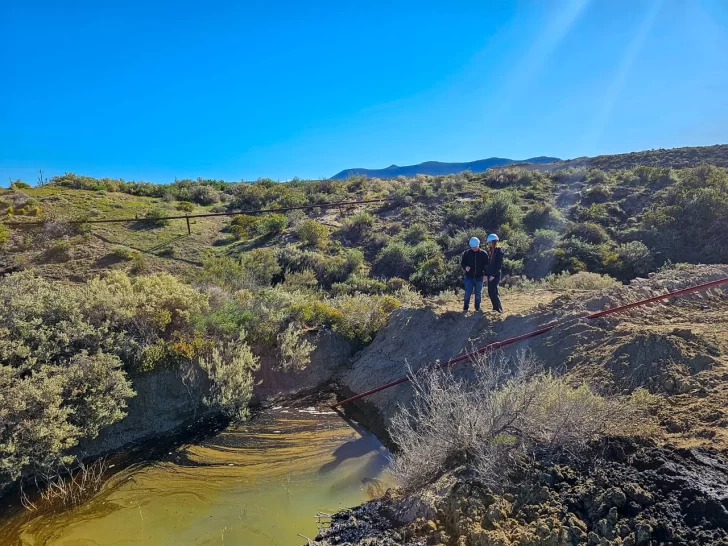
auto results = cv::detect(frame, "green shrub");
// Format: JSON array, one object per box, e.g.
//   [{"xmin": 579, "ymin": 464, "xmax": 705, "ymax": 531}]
[
  {"xmin": 411, "ymin": 255, "xmax": 451, "ymax": 294},
  {"xmin": 43, "ymin": 239, "xmax": 72, "ymax": 262},
  {"xmin": 111, "ymin": 246, "xmax": 135, "ymax": 260},
  {"xmin": 606, "ymin": 241, "xmax": 654, "ymax": 281},
  {"xmin": 189, "ymin": 185, "xmax": 220, "ymax": 205},
  {"xmin": 401, "ymin": 224, "xmax": 429, "ymax": 245},
  {"xmin": 0, "ymin": 223, "xmax": 8, "ymax": 246},
  {"xmin": 197, "ymin": 302, "xmax": 254, "ymax": 337},
  {"xmin": 641, "ymin": 166, "xmax": 728, "ymax": 264},
  {"xmin": 130, "ymin": 252, "xmax": 147, "ymax": 274},
  {"xmin": 297, "ymin": 220, "xmax": 329, "ymax": 248},
  {"xmin": 502, "ymin": 230, "xmax": 532, "ymax": 259},
  {"xmin": 277, "ymin": 323, "xmax": 315, "ymax": 371},
  {"xmin": 145, "ymin": 208, "xmax": 170, "ymax": 227},
  {"xmin": 340, "ymin": 211, "xmax": 375, "ymax": 242},
  {"xmin": 10, "ymin": 181, "xmax": 31, "ymax": 190},
  {"xmin": 565, "ymin": 222, "xmax": 609, "ymax": 244},
  {"xmin": 530, "ymin": 230, "xmax": 560, "ymax": 255},
  {"xmin": 284, "ymin": 268, "xmax": 319, "ymax": 290},
  {"xmin": 240, "ymin": 248, "xmax": 282, "ymax": 286},
  {"xmin": 198, "ymin": 342, "xmax": 259, "ymax": 421},
  {"xmin": 176, "ymin": 201, "xmax": 195, "ymax": 212},
  {"xmin": 230, "ymin": 214, "xmax": 260, "ymax": 240},
  {"xmin": 289, "ymin": 300, "xmax": 343, "ymax": 328},
  {"xmin": 554, "ymin": 238, "xmax": 609, "ymax": 274},
  {"xmin": 256, "ymin": 213, "xmax": 287, "ymax": 236},
  {"xmin": 474, "ymin": 191, "xmax": 522, "ymax": 231},
  {"xmin": 332, "ymin": 275, "xmax": 386, "ymax": 296},
  {"xmin": 374, "ymin": 241, "xmax": 415, "ymax": 278},
  {"xmin": 523, "ymin": 203, "xmax": 566, "ymax": 232},
  {"xmin": 330, "ymin": 293, "xmax": 400, "ymax": 345},
  {"xmin": 583, "ymin": 184, "xmax": 612, "ymax": 204},
  {"xmin": 199, "ymin": 257, "xmax": 249, "ymax": 290},
  {"xmin": 0, "ymin": 354, "xmax": 134, "ymax": 482}
]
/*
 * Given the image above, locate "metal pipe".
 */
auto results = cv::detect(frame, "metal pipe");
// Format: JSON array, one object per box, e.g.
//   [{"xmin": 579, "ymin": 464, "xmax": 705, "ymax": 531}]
[{"xmin": 3, "ymin": 198, "xmax": 393, "ymax": 227}]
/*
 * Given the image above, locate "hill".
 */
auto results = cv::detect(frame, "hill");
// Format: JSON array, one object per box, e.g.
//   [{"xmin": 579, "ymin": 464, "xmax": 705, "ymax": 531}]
[
  {"xmin": 497, "ymin": 143, "xmax": 728, "ymax": 172},
  {"xmin": 330, "ymin": 156, "xmax": 561, "ymax": 179},
  {"xmin": 1, "ymin": 152, "xmax": 727, "ymax": 507}
]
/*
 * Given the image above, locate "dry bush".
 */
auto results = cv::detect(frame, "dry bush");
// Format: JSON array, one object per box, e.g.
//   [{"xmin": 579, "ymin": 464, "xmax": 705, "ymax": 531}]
[
  {"xmin": 388, "ymin": 350, "xmax": 655, "ymax": 492},
  {"xmin": 545, "ymin": 271, "xmax": 620, "ymax": 291},
  {"xmin": 42, "ymin": 218, "xmax": 74, "ymax": 241}
]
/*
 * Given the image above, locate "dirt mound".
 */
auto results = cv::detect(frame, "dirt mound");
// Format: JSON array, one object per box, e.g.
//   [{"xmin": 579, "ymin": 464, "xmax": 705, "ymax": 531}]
[
  {"xmin": 310, "ymin": 440, "xmax": 728, "ymax": 546},
  {"xmin": 339, "ymin": 265, "xmax": 728, "ymax": 448}
]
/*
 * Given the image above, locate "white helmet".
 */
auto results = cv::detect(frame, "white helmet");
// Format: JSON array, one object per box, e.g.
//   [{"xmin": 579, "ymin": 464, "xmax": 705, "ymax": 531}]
[
  {"xmin": 469, "ymin": 236, "xmax": 480, "ymax": 248},
  {"xmin": 486, "ymin": 234, "xmax": 499, "ymax": 243}
]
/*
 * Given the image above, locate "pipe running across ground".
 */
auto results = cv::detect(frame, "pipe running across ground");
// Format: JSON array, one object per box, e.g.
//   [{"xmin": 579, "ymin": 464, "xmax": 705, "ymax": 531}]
[{"xmin": 332, "ymin": 276, "xmax": 728, "ymax": 408}]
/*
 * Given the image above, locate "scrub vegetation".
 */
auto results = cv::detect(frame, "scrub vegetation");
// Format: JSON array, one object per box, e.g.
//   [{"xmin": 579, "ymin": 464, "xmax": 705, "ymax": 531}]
[{"xmin": 1, "ymin": 145, "xmax": 726, "ymax": 498}]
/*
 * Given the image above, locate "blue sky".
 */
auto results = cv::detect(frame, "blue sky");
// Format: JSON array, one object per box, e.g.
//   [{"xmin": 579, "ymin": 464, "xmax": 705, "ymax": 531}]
[{"xmin": 2, "ymin": 0, "xmax": 727, "ymax": 184}]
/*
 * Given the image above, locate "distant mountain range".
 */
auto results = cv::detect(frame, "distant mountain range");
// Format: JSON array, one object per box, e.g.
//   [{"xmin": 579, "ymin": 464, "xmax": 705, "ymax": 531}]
[{"xmin": 330, "ymin": 156, "xmax": 561, "ymax": 180}]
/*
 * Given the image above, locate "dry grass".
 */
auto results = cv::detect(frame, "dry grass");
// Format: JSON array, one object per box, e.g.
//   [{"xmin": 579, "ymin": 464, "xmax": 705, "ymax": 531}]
[
  {"xmin": 388, "ymin": 350, "xmax": 656, "ymax": 492},
  {"xmin": 21, "ymin": 457, "xmax": 109, "ymax": 512}
]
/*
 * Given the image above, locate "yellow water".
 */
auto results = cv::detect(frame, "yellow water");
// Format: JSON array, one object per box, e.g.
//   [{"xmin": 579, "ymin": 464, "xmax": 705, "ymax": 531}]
[{"xmin": 0, "ymin": 406, "xmax": 393, "ymax": 546}]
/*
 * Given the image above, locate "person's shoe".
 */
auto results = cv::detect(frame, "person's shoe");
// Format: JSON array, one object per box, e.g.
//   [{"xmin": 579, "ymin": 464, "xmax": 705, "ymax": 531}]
[
  {"xmin": 497, "ymin": 308, "xmax": 503, "ymax": 314},
  {"xmin": 475, "ymin": 305, "xmax": 481, "ymax": 312},
  {"xmin": 463, "ymin": 306, "xmax": 469, "ymax": 313}
]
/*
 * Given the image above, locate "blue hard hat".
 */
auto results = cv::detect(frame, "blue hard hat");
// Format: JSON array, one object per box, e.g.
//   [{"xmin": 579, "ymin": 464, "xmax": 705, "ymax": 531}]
[
  {"xmin": 486, "ymin": 234, "xmax": 499, "ymax": 243},
  {"xmin": 469, "ymin": 237, "xmax": 480, "ymax": 248}
]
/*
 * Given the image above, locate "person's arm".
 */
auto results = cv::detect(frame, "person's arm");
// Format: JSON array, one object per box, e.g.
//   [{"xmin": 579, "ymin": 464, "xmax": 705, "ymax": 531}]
[
  {"xmin": 461, "ymin": 251, "xmax": 471, "ymax": 272},
  {"xmin": 495, "ymin": 248, "xmax": 504, "ymax": 273}
]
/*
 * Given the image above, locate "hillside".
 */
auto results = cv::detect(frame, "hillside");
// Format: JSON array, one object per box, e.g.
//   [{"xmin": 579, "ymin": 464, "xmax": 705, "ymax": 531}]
[
  {"xmin": 330, "ymin": 156, "xmax": 560, "ymax": 179},
  {"xmin": 1, "ymin": 153, "xmax": 727, "ymax": 538},
  {"xmin": 498, "ymin": 143, "xmax": 728, "ymax": 172},
  {"xmin": 319, "ymin": 265, "xmax": 728, "ymax": 546}
]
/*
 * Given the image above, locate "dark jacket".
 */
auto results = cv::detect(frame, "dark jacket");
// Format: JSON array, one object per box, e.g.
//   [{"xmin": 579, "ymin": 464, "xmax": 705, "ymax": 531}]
[
  {"xmin": 461, "ymin": 248, "xmax": 488, "ymax": 278},
  {"xmin": 486, "ymin": 247, "xmax": 505, "ymax": 277}
]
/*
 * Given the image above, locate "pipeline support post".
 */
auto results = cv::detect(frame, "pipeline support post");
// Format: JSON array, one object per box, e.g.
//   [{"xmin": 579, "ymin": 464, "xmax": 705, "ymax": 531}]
[{"xmin": 186, "ymin": 216, "xmax": 191, "ymax": 234}]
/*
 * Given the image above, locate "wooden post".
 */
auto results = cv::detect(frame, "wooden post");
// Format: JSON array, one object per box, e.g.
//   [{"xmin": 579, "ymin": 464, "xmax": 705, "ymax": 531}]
[{"xmin": 186, "ymin": 216, "xmax": 191, "ymax": 234}]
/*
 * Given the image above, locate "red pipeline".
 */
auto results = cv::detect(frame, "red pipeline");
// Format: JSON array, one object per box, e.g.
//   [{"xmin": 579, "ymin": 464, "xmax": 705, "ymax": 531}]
[{"xmin": 332, "ymin": 276, "xmax": 728, "ymax": 408}]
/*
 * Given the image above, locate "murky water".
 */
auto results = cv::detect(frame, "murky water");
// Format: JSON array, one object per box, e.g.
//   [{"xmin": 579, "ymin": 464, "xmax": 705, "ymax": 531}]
[{"xmin": 0, "ymin": 405, "xmax": 393, "ymax": 546}]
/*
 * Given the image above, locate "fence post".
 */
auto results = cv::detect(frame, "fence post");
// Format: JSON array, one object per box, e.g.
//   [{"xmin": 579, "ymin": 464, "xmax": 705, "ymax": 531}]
[{"xmin": 186, "ymin": 216, "xmax": 191, "ymax": 234}]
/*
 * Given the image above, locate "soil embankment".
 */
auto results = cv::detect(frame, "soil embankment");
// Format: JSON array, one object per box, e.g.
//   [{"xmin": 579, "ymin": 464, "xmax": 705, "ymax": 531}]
[
  {"xmin": 340, "ymin": 265, "xmax": 728, "ymax": 450},
  {"xmin": 77, "ymin": 331, "xmax": 353, "ymax": 460},
  {"xmin": 319, "ymin": 265, "xmax": 728, "ymax": 545}
]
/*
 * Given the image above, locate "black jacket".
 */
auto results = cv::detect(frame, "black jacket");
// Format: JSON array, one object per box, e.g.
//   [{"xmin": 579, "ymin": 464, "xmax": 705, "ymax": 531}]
[
  {"xmin": 486, "ymin": 247, "xmax": 505, "ymax": 276},
  {"xmin": 461, "ymin": 248, "xmax": 488, "ymax": 278}
]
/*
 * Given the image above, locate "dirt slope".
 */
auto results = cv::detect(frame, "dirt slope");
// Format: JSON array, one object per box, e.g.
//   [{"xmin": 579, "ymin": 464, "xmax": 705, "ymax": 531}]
[{"xmin": 340, "ymin": 265, "xmax": 728, "ymax": 452}]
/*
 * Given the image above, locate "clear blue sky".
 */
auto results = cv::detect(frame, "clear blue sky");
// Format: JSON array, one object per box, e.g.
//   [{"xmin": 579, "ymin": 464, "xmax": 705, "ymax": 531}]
[{"xmin": 2, "ymin": 0, "xmax": 727, "ymax": 184}]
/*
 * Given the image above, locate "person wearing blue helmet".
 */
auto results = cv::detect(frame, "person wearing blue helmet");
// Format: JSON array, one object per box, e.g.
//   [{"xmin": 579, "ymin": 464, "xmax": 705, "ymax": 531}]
[
  {"xmin": 460, "ymin": 236, "xmax": 488, "ymax": 312},
  {"xmin": 485, "ymin": 233, "xmax": 504, "ymax": 313}
]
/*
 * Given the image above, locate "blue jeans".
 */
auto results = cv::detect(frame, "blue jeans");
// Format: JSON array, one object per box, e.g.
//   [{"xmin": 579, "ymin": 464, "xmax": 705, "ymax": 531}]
[{"xmin": 464, "ymin": 276, "xmax": 484, "ymax": 310}]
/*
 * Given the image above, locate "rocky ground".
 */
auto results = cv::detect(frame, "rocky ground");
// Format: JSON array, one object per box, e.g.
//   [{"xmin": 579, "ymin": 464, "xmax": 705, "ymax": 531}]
[
  {"xmin": 314, "ymin": 265, "xmax": 728, "ymax": 545},
  {"xmin": 310, "ymin": 439, "xmax": 728, "ymax": 546}
]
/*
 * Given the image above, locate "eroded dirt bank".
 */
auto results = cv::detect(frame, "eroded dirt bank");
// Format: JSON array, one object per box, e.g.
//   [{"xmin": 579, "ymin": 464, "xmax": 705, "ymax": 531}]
[
  {"xmin": 316, "ymin": 265, "xmax": 728, "ymax": 545},
  {"xmin": 339, "ymin": 265, "xmax": 728, "ymax": 450}
]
